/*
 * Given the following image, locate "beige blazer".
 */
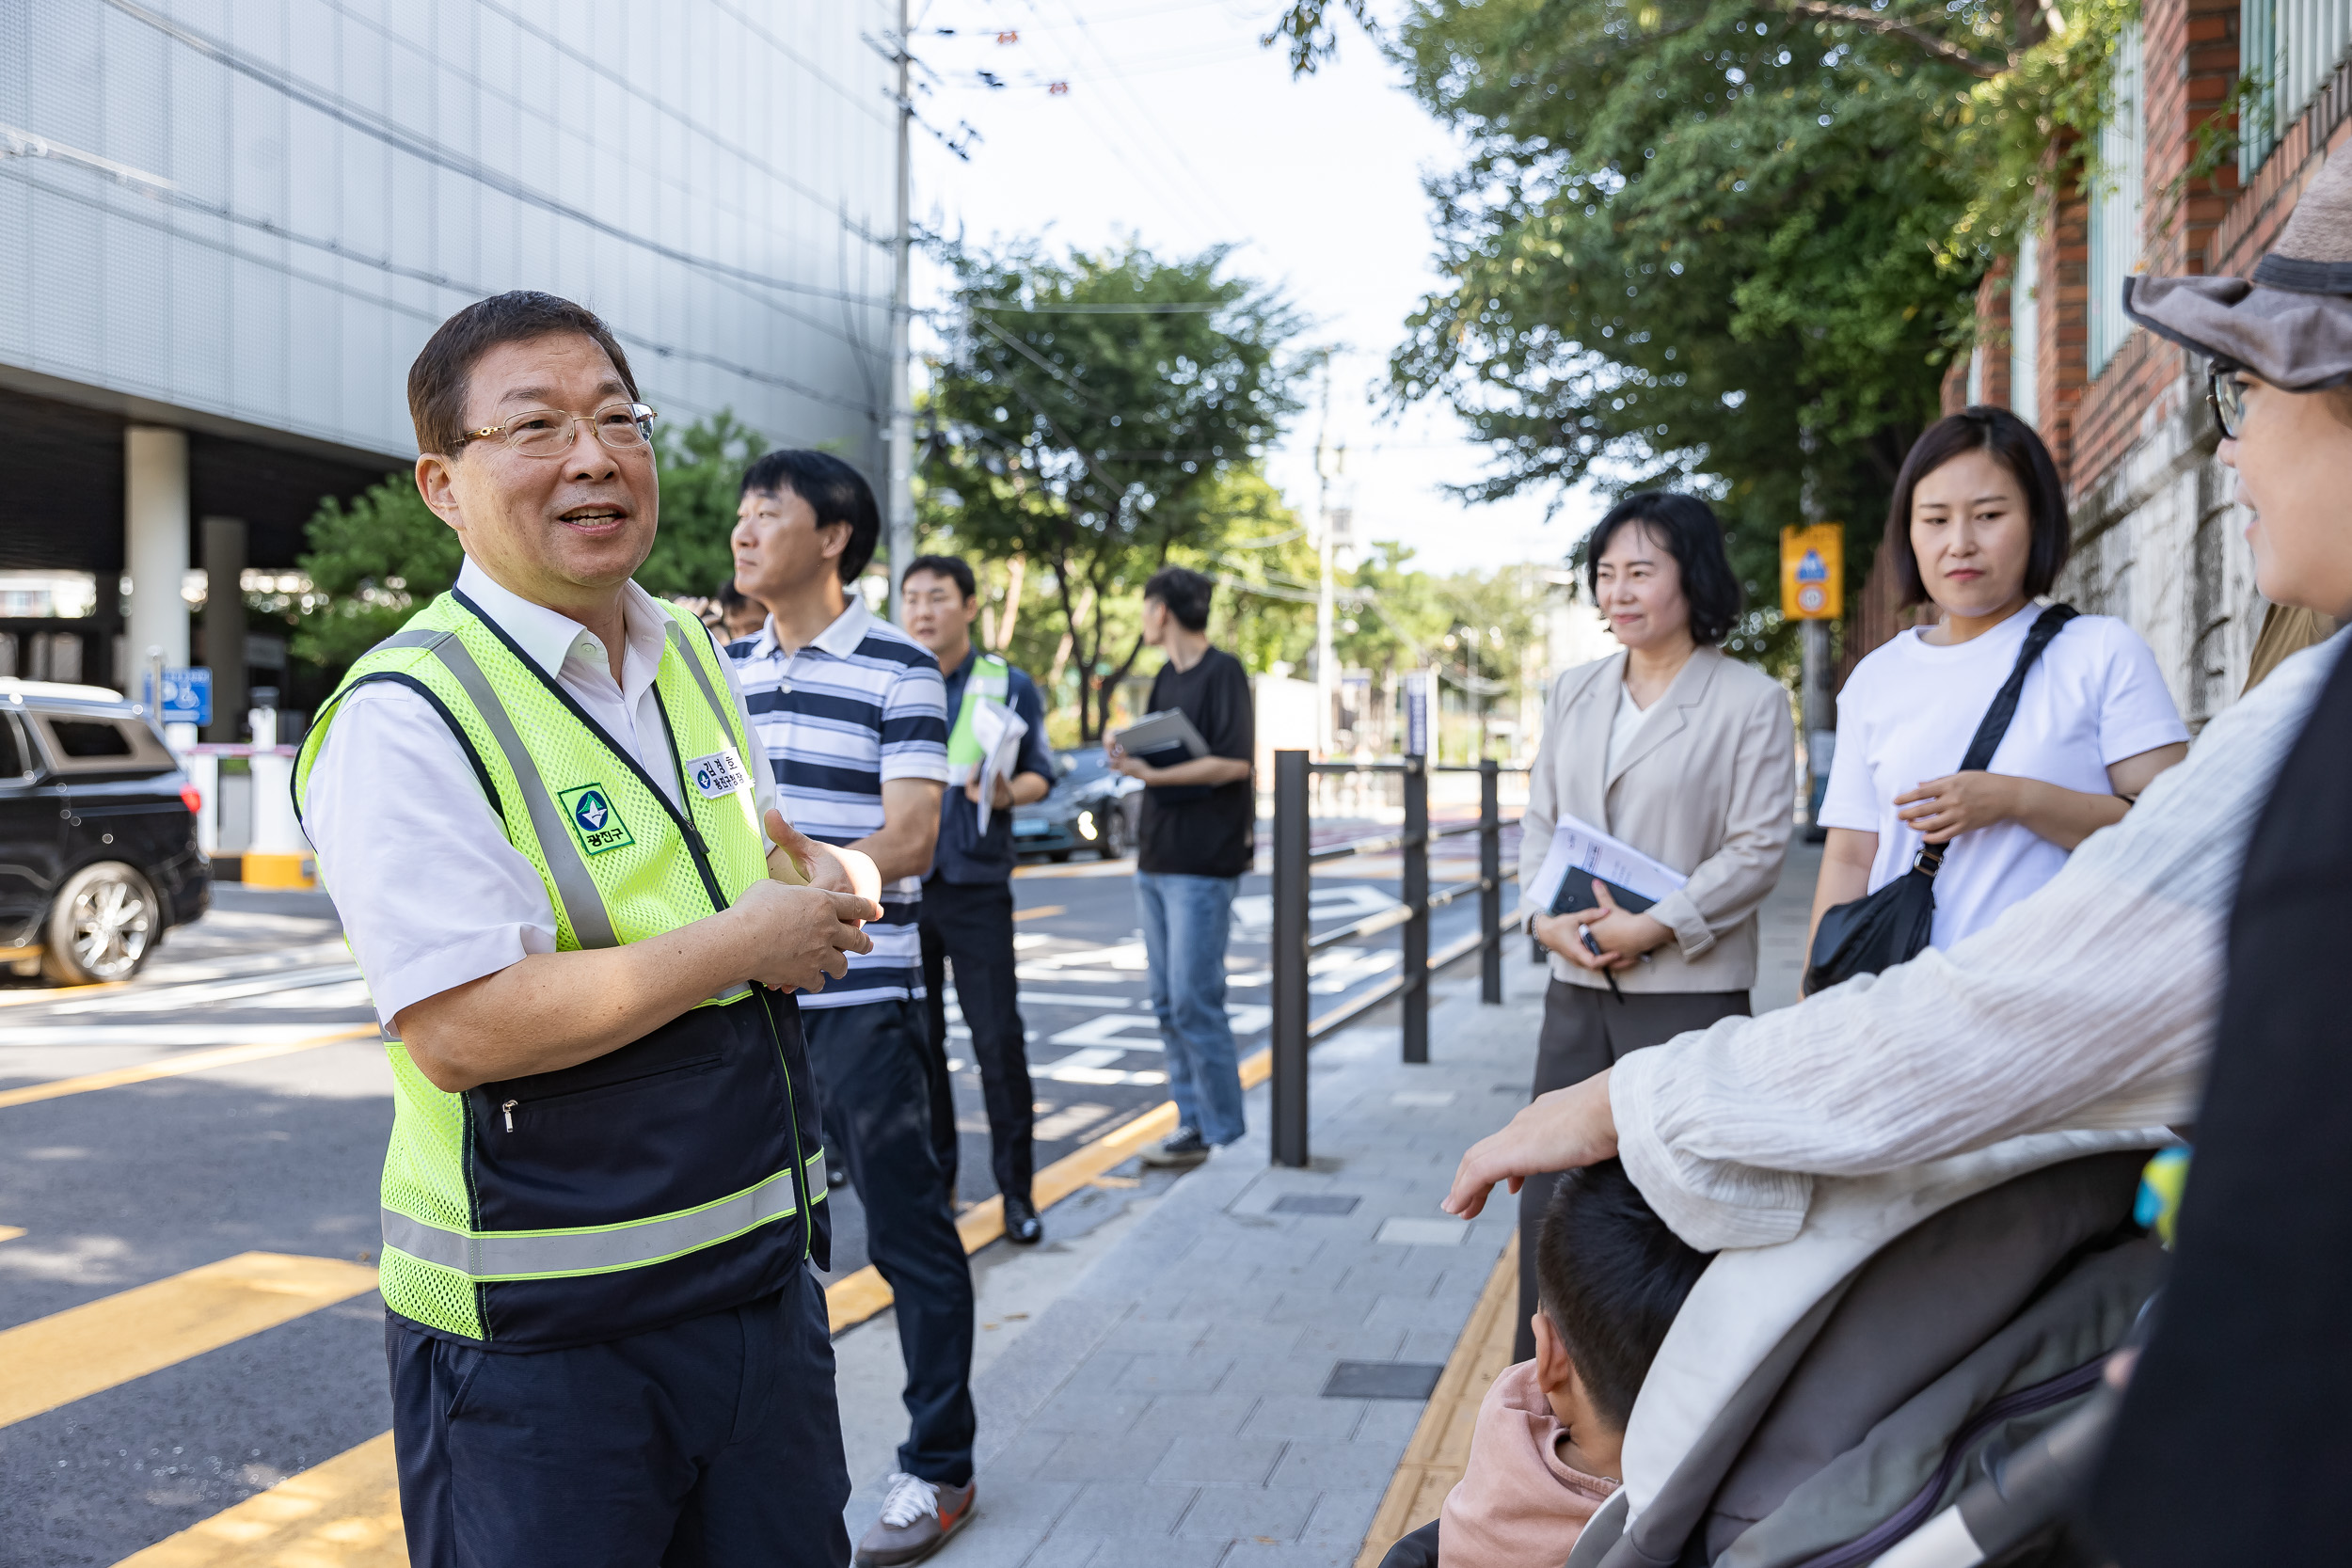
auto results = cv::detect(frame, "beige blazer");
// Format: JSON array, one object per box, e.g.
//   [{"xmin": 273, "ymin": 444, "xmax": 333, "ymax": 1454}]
[{"xmin": 1518, "ymin": 645, "xmax": 1796, "ymax": 994}]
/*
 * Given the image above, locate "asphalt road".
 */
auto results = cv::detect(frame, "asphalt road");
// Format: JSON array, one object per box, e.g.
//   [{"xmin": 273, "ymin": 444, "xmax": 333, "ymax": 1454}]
[{"xmin": 0, "ymin": 844, "xmax": 1503, "ymax": 1566}]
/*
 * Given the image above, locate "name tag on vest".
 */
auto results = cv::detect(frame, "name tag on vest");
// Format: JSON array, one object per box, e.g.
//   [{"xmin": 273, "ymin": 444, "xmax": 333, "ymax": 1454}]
[{"xmin": 687, "ymin": 746, "xmax": 754, "ymax": 800}]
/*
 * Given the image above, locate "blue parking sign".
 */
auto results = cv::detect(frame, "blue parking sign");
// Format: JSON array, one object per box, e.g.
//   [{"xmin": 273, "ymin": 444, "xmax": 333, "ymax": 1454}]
[{"xmin": 161, "ymin": 667, "xmax": 213, "ymax": 726}]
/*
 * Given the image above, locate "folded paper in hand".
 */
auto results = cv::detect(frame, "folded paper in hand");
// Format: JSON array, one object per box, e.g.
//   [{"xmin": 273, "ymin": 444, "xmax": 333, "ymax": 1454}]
[
  {"xmin": 1110, "ymin": 708, "xmax": 1210, "ymax": 767},
  {"xmin": 1528, "ymin": 814, "xmax": 1687, "ymax": 917},
  {"xmin": 968, "ymin": 699, "xmax": 1028, "ymax": 837}
]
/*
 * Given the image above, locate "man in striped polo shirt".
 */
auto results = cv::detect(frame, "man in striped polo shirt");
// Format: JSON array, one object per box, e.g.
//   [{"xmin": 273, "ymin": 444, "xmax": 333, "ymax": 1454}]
[{"xmin": 726, "ymin": 450, "xmax": 977, "ymax": 1567}]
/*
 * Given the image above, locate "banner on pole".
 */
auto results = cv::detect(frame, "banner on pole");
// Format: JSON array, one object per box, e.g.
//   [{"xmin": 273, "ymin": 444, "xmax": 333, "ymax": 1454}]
[{"xmin": 1780, "ymin": 524, "xmax": 1844, "ymax": 621}]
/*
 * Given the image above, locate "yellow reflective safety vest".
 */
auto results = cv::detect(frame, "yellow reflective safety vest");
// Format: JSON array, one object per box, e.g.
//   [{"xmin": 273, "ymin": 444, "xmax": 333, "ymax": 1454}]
[{"xmin": 294, "ymin": 587, "xmax": 826, "ymax": 1351}]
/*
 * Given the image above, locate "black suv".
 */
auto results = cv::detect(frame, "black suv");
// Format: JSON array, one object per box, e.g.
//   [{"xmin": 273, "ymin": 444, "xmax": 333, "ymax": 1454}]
[{"xmin": 0, "ymin": 683, "xmax": 211, "ymax": 984}]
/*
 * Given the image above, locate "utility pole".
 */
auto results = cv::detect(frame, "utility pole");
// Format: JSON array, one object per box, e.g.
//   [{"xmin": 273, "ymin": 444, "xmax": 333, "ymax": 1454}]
[
  {"xmin": 1310, "ymin": 362, "xmax": 1334, "ymax": 759},
  {"xmin": 884, "ymin": 0, "xmax": 916, "ymax": 622}
]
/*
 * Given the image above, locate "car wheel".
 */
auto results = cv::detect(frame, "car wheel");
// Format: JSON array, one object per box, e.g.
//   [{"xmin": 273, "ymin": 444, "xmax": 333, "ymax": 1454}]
[
  {"xmin": 41, "ymin": 862, "xmax": 159, "ymax": 985},
  {"xmin": 1099, "ymin": 807, "xmax": 1129, "ymax": 861}
]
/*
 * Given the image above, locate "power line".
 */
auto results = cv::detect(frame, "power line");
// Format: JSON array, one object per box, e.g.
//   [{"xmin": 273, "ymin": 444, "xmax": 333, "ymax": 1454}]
[
  {"xmin": 1048, "ymin": 0, "xmax": 1248, "ymax": 233},
  {"xmin": 0, "ymin": 161, "xmax": 881, "ymax": 420}
]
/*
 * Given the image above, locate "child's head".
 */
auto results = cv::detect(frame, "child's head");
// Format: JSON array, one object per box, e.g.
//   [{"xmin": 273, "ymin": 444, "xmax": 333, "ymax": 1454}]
[{"xmin": 1532, "ymin": 1160, "xmax": 1714, "ymax": 1477}]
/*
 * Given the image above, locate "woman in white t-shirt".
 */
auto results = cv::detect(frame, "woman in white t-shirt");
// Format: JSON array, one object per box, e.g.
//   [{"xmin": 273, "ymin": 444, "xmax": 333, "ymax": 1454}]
[{"xmin": 1811, "ymin": 408, "xmax": 2191, "ymax": 957}]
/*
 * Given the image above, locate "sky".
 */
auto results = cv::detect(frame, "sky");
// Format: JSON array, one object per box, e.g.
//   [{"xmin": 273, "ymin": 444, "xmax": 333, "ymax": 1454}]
[{"xmin": 904, "ymin": 0, "xmax": 1591, "ymax": 575}]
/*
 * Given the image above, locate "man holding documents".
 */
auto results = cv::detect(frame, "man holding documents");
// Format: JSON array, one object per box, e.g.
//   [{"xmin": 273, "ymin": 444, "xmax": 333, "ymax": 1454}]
[
  {"xmin": 1513, "ymin": 493, "xmax": 1792, "ymax": 1356},
  {"xmin": 900, "ymin": 554, "xmax": 1057, "ymax": 1245},
  {"xmin": 1110, "ymin": 567, "xmax": 1257, "ymax": 1169}
]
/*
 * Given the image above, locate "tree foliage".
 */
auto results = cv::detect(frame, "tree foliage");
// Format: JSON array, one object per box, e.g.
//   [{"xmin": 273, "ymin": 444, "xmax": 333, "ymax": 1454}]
[
  {"xmin": 282, "ymin": 410, "xmax": 770, "ymax": 683},
  {"xmin": 920, "ymin": 239, "xmax": 1311, "ymax": 738},
  {"xmin": 1267, "ymin": 0, "xmax": 2141, "ymax": 668}
]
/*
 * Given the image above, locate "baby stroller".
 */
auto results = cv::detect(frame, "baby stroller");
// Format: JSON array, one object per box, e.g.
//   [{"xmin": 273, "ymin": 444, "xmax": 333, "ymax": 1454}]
[{"xmin": 1565, "ymin": 1128, "xmax": 2169, "ymax": 1568}]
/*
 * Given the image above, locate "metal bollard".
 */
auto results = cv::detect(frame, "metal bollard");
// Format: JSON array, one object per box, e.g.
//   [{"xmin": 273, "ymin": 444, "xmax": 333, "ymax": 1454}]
[
  {"xmin": 1271, "ymin": 750, "xmax": 1311, "ymax": 1167},
  {"xmin": 1401, "ymin": 754, "xmax": 1429, "ymax": 1065},
  {"xmin": 1479, "ymin": 758, "xmax": 1502, "ymax": 1005}
]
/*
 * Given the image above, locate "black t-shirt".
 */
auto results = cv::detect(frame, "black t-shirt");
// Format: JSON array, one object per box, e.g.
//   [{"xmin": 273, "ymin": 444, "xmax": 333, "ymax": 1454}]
[{"xmin": 1136, "ymin": 645, "xmax": 1255, "ymax": 878}]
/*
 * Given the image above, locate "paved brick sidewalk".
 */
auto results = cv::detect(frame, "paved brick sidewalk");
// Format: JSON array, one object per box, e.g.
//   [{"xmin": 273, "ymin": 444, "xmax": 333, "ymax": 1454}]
[{"xmin": 929, "ymin": 960, "xmax": 1545, "ymax": 1568}]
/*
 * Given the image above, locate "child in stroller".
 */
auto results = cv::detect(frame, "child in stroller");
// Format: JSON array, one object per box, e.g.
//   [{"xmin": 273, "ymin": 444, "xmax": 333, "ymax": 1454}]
[{"xmin": 1391, "ymin": 1130, "xmax": 2169, "ymax": 1568}]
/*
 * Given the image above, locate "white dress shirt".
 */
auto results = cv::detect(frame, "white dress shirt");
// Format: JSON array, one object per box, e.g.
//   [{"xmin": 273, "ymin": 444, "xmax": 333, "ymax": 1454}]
[
  {"xmin": 301, "ymin": 559, "xmax": 778, "ymax": 1029},
  {"xmin": 1611, "ymin": 633, "xmax": 2343, "ymax": 1253}
]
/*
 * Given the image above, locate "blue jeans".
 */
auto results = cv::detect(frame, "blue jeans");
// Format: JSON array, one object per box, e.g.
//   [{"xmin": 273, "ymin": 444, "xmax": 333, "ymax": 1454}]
[{"xmin": 1135, "ymin": 871, "xmax": 1246, "ymax": 1147}]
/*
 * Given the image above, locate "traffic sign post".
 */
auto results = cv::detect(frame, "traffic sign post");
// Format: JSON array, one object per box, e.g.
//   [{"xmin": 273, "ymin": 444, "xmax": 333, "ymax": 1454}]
[
  {"xmin": 160, "ymin": 667, "xmax": 214, "ymax": 728},
  {"xmin": 1781, "ymin": 526, "xmax": 1844, "ymax": 835}
]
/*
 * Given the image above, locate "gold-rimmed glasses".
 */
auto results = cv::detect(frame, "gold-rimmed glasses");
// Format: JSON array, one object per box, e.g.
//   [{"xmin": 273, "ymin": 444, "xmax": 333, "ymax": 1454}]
[{"xmin": 459, "ymin": 402, "xmax": 658, "ymax": 458}]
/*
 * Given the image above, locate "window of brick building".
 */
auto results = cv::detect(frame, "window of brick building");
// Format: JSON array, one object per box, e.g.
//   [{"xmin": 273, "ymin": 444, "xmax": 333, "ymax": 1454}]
[
  {"xmin": 2088, "ymin": 21, "xmax": 2146, "ymax": 377},
  {"xmin": 2010, "ymin": 230, "xmax": 2041, "ymax": 430},
  {"xmin": 2241, "ymin": 0, "xmax": 2352, "ymax": 179}
]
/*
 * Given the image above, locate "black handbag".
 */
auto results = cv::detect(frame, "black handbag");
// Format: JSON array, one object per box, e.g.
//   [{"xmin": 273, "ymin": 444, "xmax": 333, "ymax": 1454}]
[{"xmin": 1802, "ymin": 605, "xmax": 2078, "ymax": 995}]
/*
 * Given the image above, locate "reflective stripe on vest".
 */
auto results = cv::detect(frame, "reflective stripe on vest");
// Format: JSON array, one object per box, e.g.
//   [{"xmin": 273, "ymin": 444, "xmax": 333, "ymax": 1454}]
[
  {"xmin": 373, "ymin": 626, "xmax": 621, "ymax": 950},
  {"xmin": 381, "ymin": 1149, "xmax": 827, "ymax": 1281},
  {"xmin": 946, "ymin": 653, "xmax": 1011, "ymax": 780}
]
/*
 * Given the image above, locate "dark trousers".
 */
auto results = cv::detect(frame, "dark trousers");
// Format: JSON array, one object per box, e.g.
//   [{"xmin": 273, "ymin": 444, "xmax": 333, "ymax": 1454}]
[
  {"xmin": 1514, "ymin": 980, "xmax": 1749, "ymax": 1362},
  {"xmin": 803, "ymin": 998, "xmax": 977, "ymax": 1486},
  {"xmin": 918, "ymin": 878, "xmax": 1036, "ymax": 1204},
  {"xmin": 388, "ymin": 1270, "xmax": 850, "ymax": 1568}
]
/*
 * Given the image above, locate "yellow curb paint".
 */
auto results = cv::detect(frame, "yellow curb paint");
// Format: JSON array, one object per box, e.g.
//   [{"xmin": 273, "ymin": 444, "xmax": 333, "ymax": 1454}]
[
  {"xmin": 0, "ymin": 980, "xmax": 125, "ymax": 1007},
  {"xmin": 0, "ymin": 1226, "xmax": 24, "ymax": 1243},
  {"xmin": 111, "ymin": 1430, "xmax": 405, "ymax": 1567},
  {"xmin": 0, "ymin": 1028, "xmax": 379, "ymax": 1111},
  {"xmin": 0, "ymin": 1252, "xmax": 381, "ymax": 1431},
  {"xmin": 1354, "ymin": 1234, "xmax": 1521, "ymax": 1567},
  {"xmin": 1009, "ymin": 904, "xmax": 1066, "ymax": 921},
  {"xmin": 237, "ymin": 853, "xmax": 318, "ymax": 891}
]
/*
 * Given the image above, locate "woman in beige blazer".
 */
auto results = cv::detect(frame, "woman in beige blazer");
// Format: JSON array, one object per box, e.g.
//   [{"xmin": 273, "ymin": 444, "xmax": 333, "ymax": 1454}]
[{"xmin": 1510, "ymin": 492, "xmax": 1795, "ymax": 1356}]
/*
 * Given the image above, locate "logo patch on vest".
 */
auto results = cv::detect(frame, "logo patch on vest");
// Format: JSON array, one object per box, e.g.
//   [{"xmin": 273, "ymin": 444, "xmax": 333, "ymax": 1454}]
[
  {"xmin": 686, "ymin": 746, "xmax": 754, "ymax": 800},
  {"xmin": 559, "ymin": 784, "xmax": 635, "ymax": 855}
]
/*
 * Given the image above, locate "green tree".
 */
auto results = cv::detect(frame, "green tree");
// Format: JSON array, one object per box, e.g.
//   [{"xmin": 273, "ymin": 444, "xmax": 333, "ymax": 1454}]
[
  {"xmin": 639, "ymin": 409, "xmax": 767, "ymax": 599},
  {"xmin": 1266, "ymin": 0, "xmax": 2138, "ymax": 668},
  {"xmin": 922, "ymin": 239, "xmax": 1311, "ymax": 739}
]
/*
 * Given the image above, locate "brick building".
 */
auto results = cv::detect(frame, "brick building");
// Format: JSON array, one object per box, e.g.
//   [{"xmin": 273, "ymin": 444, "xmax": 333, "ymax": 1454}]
[{"xmin": 1849, "ymin": 0, "xmax": 2350, "ymax": 729}]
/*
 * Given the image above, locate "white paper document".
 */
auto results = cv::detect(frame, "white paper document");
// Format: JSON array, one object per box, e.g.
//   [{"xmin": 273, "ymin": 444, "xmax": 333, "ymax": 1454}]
[
  {"xmin": 1527, "ymin": 813, "xmax": 1688, "ymax": 916},
  {"xmin": 969, "ymin": 699, "xmax": 1028, "ymax": 836}
]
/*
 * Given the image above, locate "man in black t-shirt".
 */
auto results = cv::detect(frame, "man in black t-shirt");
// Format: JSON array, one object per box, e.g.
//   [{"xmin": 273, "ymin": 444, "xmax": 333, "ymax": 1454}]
[{"xmin": 1108, "ymin": 568, "xmax": 1255, "ymax": 1168}]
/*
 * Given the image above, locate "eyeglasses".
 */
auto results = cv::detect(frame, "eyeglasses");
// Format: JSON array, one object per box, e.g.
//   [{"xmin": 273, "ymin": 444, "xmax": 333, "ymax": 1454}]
[
  {"xmin": 459, "ymin": 402, "xmax": 658, "ymax": 458},
  {"xmin": 2207, "ymin": 369, "xmax": 2246, "ymax": 440}
]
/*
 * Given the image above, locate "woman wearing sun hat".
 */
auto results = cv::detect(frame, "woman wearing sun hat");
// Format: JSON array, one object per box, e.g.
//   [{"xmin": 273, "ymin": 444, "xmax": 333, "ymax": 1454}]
[
  {"xmin": 1434, "ymin": 153, "xmax": 2352, "ymax": 1563},
  {"xmin": 2081, "ymin": 154, "xmax": 2352, "ymax": 1565}
]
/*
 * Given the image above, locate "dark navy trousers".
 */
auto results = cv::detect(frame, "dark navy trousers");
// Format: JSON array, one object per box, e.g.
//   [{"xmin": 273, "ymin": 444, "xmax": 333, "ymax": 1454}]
[
  {"xmin": 389, "ymin": 1268, "xmax": 850, "ymax": 1568},
  {"xmin": 803, "ymin": 996, "xmax": 977, "ymax": 1487}
]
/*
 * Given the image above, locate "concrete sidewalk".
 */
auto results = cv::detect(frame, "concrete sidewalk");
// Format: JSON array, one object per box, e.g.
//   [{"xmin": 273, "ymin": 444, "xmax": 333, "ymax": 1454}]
[
  {"xmin": 840, "ymin": 838, "xmax": 1820, "ymax": 1566},
  {"xmin": 922, "ymin": 962, "xmax": 1541, "ymax": 1568}
]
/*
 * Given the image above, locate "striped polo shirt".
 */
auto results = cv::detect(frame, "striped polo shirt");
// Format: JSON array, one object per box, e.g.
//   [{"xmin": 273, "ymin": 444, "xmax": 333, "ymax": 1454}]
[{"xmin": 727, "ymin": 598, "xmax": 948, "ymax": 1009}]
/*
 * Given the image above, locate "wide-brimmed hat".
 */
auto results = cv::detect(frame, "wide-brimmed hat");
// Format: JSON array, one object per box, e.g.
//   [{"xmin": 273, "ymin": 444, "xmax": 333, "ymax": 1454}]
[{"xmin": 2123, "ymin": 152, "xmax": 2352, "ymax": 390}]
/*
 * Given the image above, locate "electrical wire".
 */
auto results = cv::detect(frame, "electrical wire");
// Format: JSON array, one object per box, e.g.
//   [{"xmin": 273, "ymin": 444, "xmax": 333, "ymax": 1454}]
[
  {"xmin": 1047, "ymin": 0, "xmax": 1248, "ymax": 233},
  {"xmin": 0, "ymin": 161, "xmax": 881, "ymax": 421}
]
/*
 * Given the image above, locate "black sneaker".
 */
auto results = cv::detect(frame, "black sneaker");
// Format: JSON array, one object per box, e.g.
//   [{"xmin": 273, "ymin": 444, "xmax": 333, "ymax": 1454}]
[
  {"xmin": 1004, "ymin": 1194, "xmax": 1044, "ymax": 1244},
  {"xmin": 1139, "ymin": 1127, "xmax": 1210, "ymax": 1169}
]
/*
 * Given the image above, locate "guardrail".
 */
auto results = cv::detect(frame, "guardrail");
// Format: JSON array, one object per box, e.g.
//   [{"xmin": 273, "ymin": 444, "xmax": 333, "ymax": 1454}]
[{"xmin": 1267, "ymin": 753, "xmax": 1528, "ymax": 1168}]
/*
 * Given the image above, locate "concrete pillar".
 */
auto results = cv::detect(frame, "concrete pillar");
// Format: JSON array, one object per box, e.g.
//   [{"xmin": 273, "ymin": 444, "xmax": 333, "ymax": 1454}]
[
  {"xmin": 124, "ymin": 426, "xmax": 190, "ymax": 705},
  {"xmin": 200, "ymin": 516, "xmax": 247, "ymax": 743}
]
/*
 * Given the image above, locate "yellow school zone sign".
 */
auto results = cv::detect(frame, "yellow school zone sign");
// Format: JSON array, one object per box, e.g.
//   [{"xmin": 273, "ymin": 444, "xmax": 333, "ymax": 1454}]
[{"xmin": 1781, "ymin": 524, "xmax": 1844, "ymax": 621}]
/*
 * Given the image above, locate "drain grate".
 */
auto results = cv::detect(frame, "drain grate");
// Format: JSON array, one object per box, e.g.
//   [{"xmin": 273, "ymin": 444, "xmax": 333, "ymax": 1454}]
[
  {"xmin": 1324, "ymin": 1360, "xmax": 1446, "ymax": 1401},
  {"xmin": 1270, "ymin": 1194, "xmax": 1362, "ymax": 1216}
]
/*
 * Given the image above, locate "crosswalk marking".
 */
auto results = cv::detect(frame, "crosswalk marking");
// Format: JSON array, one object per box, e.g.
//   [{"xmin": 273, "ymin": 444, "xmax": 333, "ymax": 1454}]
[
  {"xmin": 0, "ymin": 1252, "xmax": 380, "ymax": 1430},
  {"xmin": 72, "ymin": 1044, "xmax": 1289, "ymax": 1563},
  {"xmin": 0, "ymin": 1027, "xmax": 379, "ymax": 1110},
  {"xmin": 112, "ymin": 1431, "xmax": 405, "ymax": 1567}
]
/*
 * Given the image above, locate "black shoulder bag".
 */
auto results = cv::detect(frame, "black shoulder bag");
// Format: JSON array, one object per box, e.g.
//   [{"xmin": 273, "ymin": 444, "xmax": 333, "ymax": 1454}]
[{"xmin": 1802, "ymin": 605, "xmax": 2077, "ymax": 996}]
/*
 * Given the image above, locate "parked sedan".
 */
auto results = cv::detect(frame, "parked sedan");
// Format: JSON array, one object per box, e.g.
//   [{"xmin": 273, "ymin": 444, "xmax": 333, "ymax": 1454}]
[
  {"xmin": 0, "ymin": 681, "xmax": 211, "ymax": 983},
  {"xmin": 1011, "ymin": 748, "xmax": 1142, "ymax": 863}
]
